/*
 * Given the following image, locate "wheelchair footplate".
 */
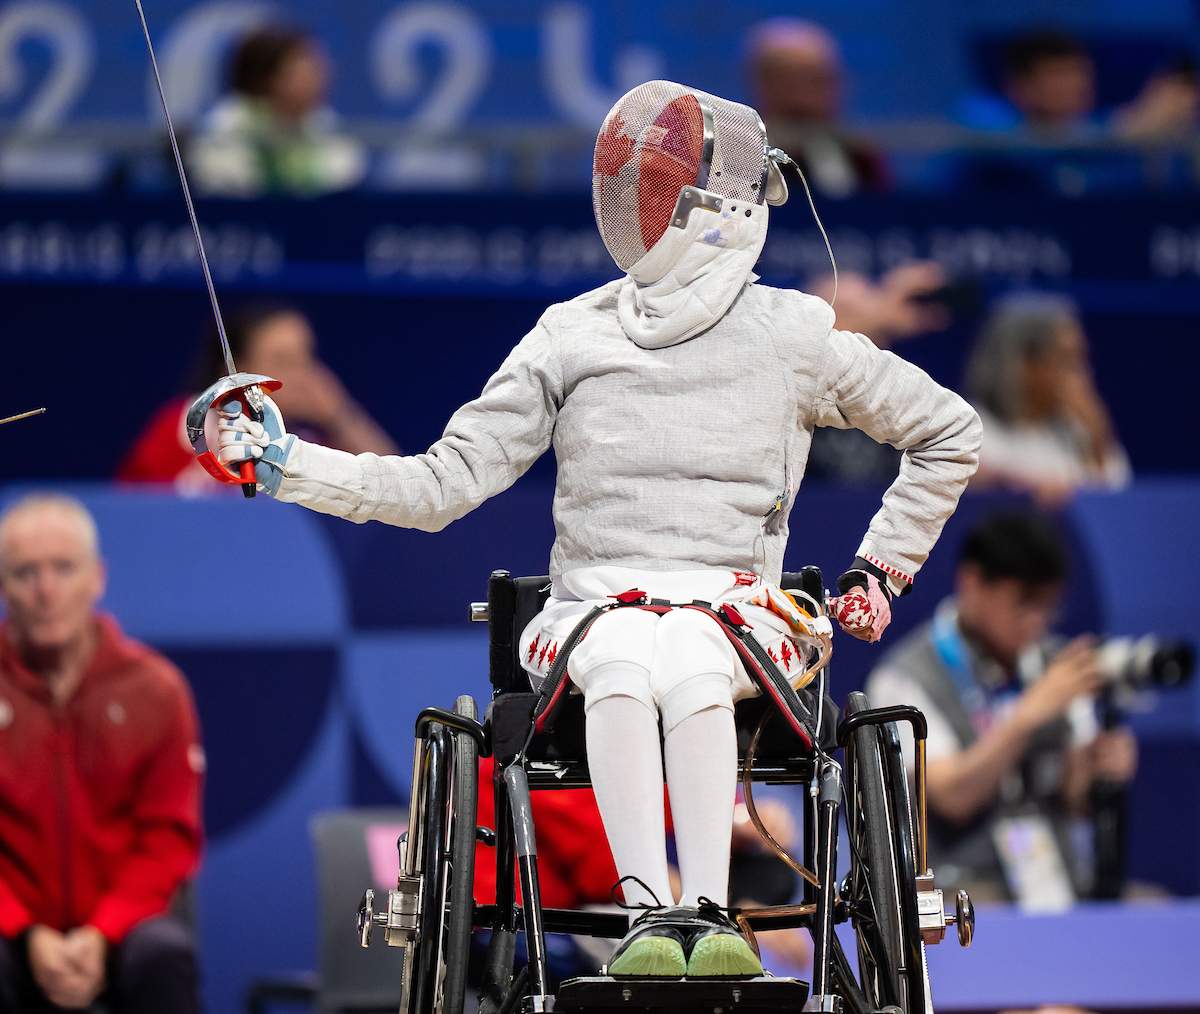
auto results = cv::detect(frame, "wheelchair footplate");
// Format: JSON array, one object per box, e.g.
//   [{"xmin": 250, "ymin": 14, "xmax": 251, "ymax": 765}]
[{"xmin": 550, "ymin": 976, "xmax": 809, "ymax": 1013}]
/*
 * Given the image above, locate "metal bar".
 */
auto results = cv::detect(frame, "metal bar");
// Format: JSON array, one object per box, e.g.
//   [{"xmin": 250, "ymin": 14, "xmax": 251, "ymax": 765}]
[
  {"xmin": 503, "ymin": 765, "xmax": 550, "ymax": 1001},
  {"xmin": 836, "ymin": 704, "xmax": 928, "ymax": 747},
  {"xmin": 524, "ymin": 760, "xmax": 818, "ymax": 790},
  {"xmin": 493, "ymin": 770, "xmax": 517, "ymax": 930},
  {"xmin": 133, "ymin": 0, "xmax": 234, "ymax": 376},
  {"xmin": 916, "ymin": 736, "xmax": 928, "ymax": 874},
  {"xmin": 415, "ymin": 707, "xmax": 489, "ymax": 753},
  {"xmin": 810, "ymin": 759, "xmax": 842, "ymax": 1000}
]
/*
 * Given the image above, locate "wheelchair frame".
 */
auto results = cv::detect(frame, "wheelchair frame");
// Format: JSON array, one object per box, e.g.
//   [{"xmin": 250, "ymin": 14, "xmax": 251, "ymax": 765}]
[{"xmin": 359, "ymin": 570, "xmax": 973, "ymax": 1014}]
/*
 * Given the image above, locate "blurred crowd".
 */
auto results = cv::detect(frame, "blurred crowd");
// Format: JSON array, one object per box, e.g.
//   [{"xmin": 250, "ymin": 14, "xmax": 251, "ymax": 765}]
[
  {"xmin": 179, "ymin": 21, "xmax": 1200, "ymax": 198},
  {"xmin": 168, "ymin": 19, "xmax": 1186, "ymax": 198},
  {"xmin": 4, "ymin": 16, "xmax": 1199, "ymax": 197}
]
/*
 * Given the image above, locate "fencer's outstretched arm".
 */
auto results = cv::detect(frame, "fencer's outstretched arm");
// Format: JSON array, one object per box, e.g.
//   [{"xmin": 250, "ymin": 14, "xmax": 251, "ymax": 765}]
[
  {"xmin": 809, "ymin": 328, "xmax": 983, "ymax": 589},
  {"xmin": 259, "ymin": 310, "xmax": 563, "ymax": 530}
]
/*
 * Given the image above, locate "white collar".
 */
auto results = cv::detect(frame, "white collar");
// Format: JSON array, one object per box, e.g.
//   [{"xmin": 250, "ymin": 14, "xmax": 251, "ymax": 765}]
[{"xmin": 617, "ymin": 199, "xmax": 769, "ymax": 349}]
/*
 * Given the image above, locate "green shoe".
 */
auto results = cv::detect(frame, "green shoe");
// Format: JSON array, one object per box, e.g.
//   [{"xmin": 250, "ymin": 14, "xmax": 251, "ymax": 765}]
[
  {"xmin": 607, "ymin": 906, "xmax": 692, "ymax": 978},
  {"xmin": 684, "ymin": 902, "xmax": 763, "ymax": 979}
]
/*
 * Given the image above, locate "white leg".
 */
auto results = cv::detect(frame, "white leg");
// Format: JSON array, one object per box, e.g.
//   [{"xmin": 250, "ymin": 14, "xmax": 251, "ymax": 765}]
[
  {"xmin": 664, "ymin": 703, "xmax": 738, "ymax": 907},
  {"xmin": 585, "ymin": 689, "xmax": 674, "ymax": 910}
]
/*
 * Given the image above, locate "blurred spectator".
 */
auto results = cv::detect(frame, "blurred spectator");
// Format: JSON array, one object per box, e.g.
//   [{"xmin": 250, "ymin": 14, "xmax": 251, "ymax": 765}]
[
  {"xmin": 1003, "ymin": 31, "xmax": 1099, "ymax": 139},
  {"xmin": 991, "ymin": 31, "xmax": 1200, "ymax": 142},
  {"xmin": 865, "ymin": 513, "xmax": 1137, "ymax": 904},
  {"xmin": 809, "ymin": 262, "xmax": 951, "ymax": 348},
  {"xmin": 1113, "ymin": 56, "xmax": 1200, "ymax": 141},
  {"xmin": 805, "ymin": 262, "xmax": 951, "ymax": 484},
  {"xmin": 189, "ymin": 28, "xmax": 366, "ymax": 197},
  {"xmin": 966, "ymin": 293, "xmax": 1130, "ymax": 506},
  {"xmin": 745, "ymin": 18, "xmax": 889, "ymax": 197},
  {"xmin": 956, "ymin": 32, "xmax": 1200, "ymax": 194},
  {"xmin": 0, "ymin": 495, "xmax": 202, "ymax": 1012},
  {"xmin": 118, "ymin": 303, "xmax": 398, "ymax": 491}
]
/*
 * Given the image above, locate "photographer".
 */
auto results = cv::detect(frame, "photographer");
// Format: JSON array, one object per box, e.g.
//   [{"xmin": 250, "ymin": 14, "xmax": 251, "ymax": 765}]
[{"xmin": 865, "ymin": 513, "xmax": 1137, "ymax": 903}]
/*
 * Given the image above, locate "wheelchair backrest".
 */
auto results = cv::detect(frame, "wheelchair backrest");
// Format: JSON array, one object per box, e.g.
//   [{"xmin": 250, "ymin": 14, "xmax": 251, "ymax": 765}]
[{"xmin": 485, "ymin": 568, "xmax": 825, "ymax": 695}]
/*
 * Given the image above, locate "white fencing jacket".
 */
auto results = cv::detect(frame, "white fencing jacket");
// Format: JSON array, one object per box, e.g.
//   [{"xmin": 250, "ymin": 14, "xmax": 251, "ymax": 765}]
[{"xmin": 272, "ymin": 279, "xmax": 982, "ymax": 588}]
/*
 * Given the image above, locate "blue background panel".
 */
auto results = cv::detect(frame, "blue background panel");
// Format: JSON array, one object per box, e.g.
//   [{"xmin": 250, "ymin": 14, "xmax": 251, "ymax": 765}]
[{"xmin": 0, "ymin": 487, "xmax": 348, "ymax": 643}]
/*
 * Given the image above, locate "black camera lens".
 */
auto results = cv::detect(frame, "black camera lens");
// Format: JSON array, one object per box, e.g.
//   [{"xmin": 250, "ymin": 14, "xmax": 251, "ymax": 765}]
[{"xmin": 1151, "ymin": 642, "xmax": 1195, "ymax": 688}]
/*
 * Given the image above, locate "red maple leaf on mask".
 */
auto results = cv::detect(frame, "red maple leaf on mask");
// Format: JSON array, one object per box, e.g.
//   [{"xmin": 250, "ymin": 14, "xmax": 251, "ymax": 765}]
[{"xmin": 594, "ymin": 112, "xmax": 636, "ymax": 177}]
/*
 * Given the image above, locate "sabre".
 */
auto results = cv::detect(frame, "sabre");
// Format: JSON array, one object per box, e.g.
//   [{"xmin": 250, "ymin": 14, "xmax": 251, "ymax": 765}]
[
  {"xmin": 0, "ymin": 407, "xmax": 46, "ymax": 426},
  {"xmin": 135, "ymin": 0, "xmax": 280, "ymax": 497}
]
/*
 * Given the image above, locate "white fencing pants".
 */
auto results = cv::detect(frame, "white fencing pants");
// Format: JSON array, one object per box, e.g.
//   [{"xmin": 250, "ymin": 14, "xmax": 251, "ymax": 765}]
[{"xmin": 570, "ymin": 608, "xmax": 742, "ymax": 910}]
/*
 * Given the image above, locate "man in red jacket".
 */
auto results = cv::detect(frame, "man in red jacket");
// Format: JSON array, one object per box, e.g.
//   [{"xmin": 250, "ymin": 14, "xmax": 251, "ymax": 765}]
[{"xmin": 0, "ymin": 494, "xmax": 203, "ymax": 1012}]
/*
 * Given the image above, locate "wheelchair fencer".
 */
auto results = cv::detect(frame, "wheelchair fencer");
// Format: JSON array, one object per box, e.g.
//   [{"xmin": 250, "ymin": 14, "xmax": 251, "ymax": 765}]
[
  {"xmin": 201, "ymin": 72, "xmax": 982, "ymax": 1014},
  {"xmin": 358, "ymin": 568, "xmax": 974, "ymax": 1014}
]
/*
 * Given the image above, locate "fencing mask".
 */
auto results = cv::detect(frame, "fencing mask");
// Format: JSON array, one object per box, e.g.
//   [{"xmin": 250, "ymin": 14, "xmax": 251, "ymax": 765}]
[{"xmin": 593, "ymin": 80, "xmax": 792, "ymax": 347}]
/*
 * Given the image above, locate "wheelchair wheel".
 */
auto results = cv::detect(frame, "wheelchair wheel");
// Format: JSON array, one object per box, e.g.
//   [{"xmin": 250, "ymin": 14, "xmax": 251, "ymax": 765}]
[
  {"xmin": 443, "ymin": 695, "xmax": 480, "ymax": 1014},
  {"xmin": 407, "ymin": 697, "xmax": 480, "ymax": 1014},
  {"xmin": 844, "ymin": 692, "xmax": 926, "ymax": 1014}
]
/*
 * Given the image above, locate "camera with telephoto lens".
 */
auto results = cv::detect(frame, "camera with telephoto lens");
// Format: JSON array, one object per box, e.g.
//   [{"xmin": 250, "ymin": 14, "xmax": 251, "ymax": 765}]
[{"xmin": 1095, "ymin": 636, "xmax": 1195, "ymax": 691}]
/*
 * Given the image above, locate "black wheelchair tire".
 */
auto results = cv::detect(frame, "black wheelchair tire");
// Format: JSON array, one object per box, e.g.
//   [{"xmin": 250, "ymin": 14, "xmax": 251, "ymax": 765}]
[
  {"xmin": 442, "ymin": 695, "xmax": 480, "ymax": 1014},
  {"xmin": 410, "ymin": 723, "xmax": 450, "ymax": 1014},
  {"xmin": 844, "ymin": 691, "xmax": 925, "ymax": 1014}
]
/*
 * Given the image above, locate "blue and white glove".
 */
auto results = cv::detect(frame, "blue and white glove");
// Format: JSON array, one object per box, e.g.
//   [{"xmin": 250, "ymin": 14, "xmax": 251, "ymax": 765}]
[{"xmin": 216, "ymin": 395, "xmax": 295, "ymax": 496}]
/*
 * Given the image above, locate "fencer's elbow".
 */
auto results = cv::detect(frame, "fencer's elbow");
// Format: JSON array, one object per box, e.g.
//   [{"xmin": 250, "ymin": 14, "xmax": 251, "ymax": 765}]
[{"xmin": 960, "ymin": 403, "xmax": 984, "ymax": 476}]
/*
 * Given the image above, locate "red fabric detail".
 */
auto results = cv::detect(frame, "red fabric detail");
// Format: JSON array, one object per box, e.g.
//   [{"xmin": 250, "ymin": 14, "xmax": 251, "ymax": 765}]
[
  {"xmin": 527, "ymin": 635, "xmax": 540, "ymax": 664},
  {"xmin": 860, "ymin": 554, "xmax": 912, "ymax": 587},
  {"xmin": 779, "ymin": 640, "xmax": 793, "ymax": 671},
  {"xmin": 473, "ymin": 758, "xmax": 673, "ymax": 909},
  {"xmin": 767, "ymin": 647, "xmax": 779, "ymax": 663},
  {"xmin": 538, "ymin": 640, "xmax": 550, "ymax": 666},
  {"xmin": 732, "ymin": 571, "xmax": 756, "ymax": 587},
  {"xmin": 115, "ymin": 396, "xmax": 204, "ymax": 484},
  {"xmin": 719, "ymin": 604, "xmax": 747, "ymax": 627},
  {"xmin": 610, "ymin": 590, "xmax": 647, "ymax": 605},
  {"xmin": 546, "ymin": 643, "xmax": 557, "ymax": 667},
  {"xmin": 636, "ymin": 93, "xmax": 704, "ymax": 253},
  {"xmin": 0, "ymin": 616, "xmax": 203, "ymax": 942}
]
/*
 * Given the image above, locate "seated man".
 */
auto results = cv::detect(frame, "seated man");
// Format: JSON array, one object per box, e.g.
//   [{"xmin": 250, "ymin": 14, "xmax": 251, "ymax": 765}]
[
  {"xmin": 866, "ymin": 513, "xmax": 1137, "ymax": 903},
  {"xmin": 0, "ymin": 495, "xmax": 203, "ymax": 1012}
]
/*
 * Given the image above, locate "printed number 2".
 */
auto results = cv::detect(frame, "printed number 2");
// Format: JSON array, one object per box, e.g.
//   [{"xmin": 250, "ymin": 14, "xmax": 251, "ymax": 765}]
[
  {"xmin": 371, "ymin": 1, "xmax": 491, "ymax": 130},
  {"xmin": 0, "ymin": 0, "xmax": 93, "ymax": 130}
]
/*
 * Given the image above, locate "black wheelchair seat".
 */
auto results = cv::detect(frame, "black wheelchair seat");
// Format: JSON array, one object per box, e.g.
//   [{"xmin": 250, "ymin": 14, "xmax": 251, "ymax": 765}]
[{"xmin": 481, "ymin": 570, "xmax": 838, "ymax": 778}]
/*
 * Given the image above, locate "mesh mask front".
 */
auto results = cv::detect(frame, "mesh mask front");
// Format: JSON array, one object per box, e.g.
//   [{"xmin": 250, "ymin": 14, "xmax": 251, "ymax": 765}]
[{"xmin": 593, "ymin": 80, "xmax": 774, "ymax": 272}]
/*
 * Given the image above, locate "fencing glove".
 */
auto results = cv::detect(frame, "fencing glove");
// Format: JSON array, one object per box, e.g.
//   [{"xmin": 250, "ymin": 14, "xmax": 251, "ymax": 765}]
[
  {"xmin": 216, "ymin": 396, "xmax": 295, "ymax": 497},
  {"xmin": 830, "ymin": 558, "xmax": 900, "ymax": 643}
]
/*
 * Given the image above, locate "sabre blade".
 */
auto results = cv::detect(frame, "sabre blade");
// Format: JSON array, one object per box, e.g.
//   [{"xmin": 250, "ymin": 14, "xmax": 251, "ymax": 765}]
[
  {"xmin": 134, "ymin": 0, "xmax": 236, "ymax": 378},
  {"xmin": 0, "ymin": 407, "xmax": 46, "ymax": 426}
]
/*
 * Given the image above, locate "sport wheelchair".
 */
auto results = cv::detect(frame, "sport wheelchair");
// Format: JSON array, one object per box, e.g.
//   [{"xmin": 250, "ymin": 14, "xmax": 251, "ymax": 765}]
[{"xmin": 358, "ymin": 568, "xmax": 973, "ymax": 1014}]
